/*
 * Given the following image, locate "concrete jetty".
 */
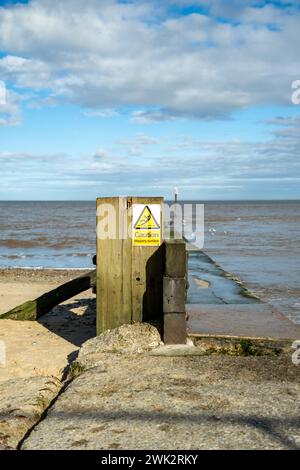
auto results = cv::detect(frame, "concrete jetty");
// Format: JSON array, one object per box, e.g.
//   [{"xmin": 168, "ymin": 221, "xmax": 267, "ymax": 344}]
[{"xmin": 186, "ymin": 250, "xmax": 300, "ymax": 342}]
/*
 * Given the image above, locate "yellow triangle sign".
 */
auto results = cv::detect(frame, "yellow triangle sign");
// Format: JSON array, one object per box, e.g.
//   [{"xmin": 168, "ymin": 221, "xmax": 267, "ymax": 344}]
[{"xmin": 134, "ymin": 205, "xmax": 160, "ymax": 230}]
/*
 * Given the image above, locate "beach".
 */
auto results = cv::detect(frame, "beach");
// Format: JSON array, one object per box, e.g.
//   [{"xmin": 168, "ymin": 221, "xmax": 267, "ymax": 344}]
[
  {"xmin": 0, "ymin": 268, "xmax": 96, "ymax": 382},
  {"xmin": 0, "ymin": 268, "xmax": 299, "ymax": 450}
]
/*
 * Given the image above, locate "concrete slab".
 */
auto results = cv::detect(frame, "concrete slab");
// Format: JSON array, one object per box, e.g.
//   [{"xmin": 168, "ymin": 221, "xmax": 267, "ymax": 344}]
[
  {"xmin": 0, "ymin": 376, "xmax": 61, "ymax": 449},
  {"xmin": 187, "ymin": 251, "xmax": 260, "ymax": 305},
  {"xmin": 21, "ymin": 355, "xmax": 300, "ymax": 450},
  {"xmin": 187, "ymin": 304, "xmax": 300, "ymax": 341},
  {"xmin": 149, "ymin": 342, "xmax": 203, "ymax": 356}
]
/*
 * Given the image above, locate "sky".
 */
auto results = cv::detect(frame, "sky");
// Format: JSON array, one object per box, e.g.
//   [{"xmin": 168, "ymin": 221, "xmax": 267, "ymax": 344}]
[{"xmin": 0, "ymin": 0, "xmax": 300, "ymax": 200}]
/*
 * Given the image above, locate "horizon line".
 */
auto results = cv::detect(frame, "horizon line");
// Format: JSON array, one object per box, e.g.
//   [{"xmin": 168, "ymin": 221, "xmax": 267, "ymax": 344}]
[{"xmin": 0, "ymin": 198, "xmax": 300, "ymax": 203}]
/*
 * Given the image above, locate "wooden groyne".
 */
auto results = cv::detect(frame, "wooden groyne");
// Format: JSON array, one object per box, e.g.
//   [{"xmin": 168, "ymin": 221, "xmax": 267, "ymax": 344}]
[
  {"xmin": 1, "ymin": 195, "xmax": 299, "ymax": 348},
  {"xmin": 0, "ymin": 270, "xmax": 96, "ymax": 321}
]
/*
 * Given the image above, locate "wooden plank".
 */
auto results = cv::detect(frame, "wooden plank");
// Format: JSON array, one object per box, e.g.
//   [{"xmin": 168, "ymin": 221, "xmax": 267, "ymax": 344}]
[
  {"xmin": 96, "ymin": 197, "xmax": 132, "ymax": 334},
  {"xmin": 0, "ymin": 270, "xmax": 96, "ymax": 321}
]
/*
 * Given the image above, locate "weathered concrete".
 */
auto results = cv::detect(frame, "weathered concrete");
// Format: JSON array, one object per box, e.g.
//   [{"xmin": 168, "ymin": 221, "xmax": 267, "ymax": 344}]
[
  {"xmin": 0, "ymin": 376, "xmax": 61, "ymax": 449},
  {"xmin": 187, "ymin": 304, "xmax": 300, "ymax": 341},
  {"xmin": 77, "ymin": 323, "xmax": 162, "ymax": 369},
  {"xmin": 186, "ymin": 250, "xmax": 300, "ymax": 343},
  {"xmin": 163, "ymin": 313, "xmax": 187, "ymax": 345},
  {"xmin": 149, "ymin": 342, "xmax": 204, "ymax": 356},
  {"xmin": 22, "ymin": 354, "xmax": 300, "ymax": 450}
]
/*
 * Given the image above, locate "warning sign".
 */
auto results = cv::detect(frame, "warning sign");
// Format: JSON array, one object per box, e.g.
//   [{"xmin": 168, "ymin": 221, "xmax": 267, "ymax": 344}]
[
  {"xmin": 132, "ymin": 204, "xmax": 161, "ymax": 246},
  {"xmin": 134, "ymin": 205, "xmax": 160, "ymax": 230}
]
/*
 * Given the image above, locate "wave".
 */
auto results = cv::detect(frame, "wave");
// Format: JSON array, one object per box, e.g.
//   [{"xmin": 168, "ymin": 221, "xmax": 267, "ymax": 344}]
[
  {"xmin": 0, "ymin": 252, "xmax": 93, "ymax": 258},
  {"xmin": 0, "ymin": 254, "xmax": 34, "ymax": 260},
  {"xmin": 0, "ymin": 266, "xmax": 90, "ymax": 271},
  {"xmin": 0, "ymin": 237, "xmax": 90, "ymax": 249}
]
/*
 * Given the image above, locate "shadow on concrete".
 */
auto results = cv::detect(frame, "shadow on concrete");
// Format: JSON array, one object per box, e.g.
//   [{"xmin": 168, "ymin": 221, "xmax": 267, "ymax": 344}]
[{"xmin": 21, "ymin": 408, "xmax": 300, "ymax": 450}]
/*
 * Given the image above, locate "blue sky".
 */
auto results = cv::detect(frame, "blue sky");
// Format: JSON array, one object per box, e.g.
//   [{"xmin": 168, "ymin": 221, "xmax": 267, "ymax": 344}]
[{"xmin": 0, "ymin": 0, "xmax": 300, "ymax": 200}]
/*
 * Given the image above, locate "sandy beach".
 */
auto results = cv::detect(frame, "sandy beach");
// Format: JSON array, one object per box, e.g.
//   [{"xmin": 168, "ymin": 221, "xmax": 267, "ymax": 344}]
[{"xmin": 0, "ymin": 269, "xmax": 96, "ymax": 382}]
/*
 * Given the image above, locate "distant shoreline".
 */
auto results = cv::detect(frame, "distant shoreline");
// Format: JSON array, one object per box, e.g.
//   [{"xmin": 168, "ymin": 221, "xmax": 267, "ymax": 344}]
[
  {"xmin": 0, "ymin": 268, "xmax": 92, "ymax": 286},
  {"xmin": 0, "ymin": 266, "xmax": 89, "ymax": 271},
  {"xmin": 0, "ymin": 199, "xmax": 300, "ymax": 203}
]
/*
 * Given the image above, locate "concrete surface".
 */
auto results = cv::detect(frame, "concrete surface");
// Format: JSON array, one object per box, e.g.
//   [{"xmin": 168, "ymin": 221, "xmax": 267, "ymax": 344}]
[{"xmin": 187, "ymin": 304, "xmax": 300, "ymax": 340}]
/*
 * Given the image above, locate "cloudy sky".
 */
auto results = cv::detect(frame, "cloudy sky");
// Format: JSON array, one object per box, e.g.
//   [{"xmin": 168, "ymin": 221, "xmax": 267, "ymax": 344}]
[{"xmin": 0, "ymin": 0, "xmax": 299, "ymax": 200}]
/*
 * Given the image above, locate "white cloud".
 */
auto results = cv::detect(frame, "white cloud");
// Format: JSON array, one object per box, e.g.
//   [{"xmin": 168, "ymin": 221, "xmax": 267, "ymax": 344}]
[
  {"xmin": 132, "ymin": 109, "xmax": 177, "ymax": 123},
  {"xmin": 117, "ymin": 132, "xmax": 160, "ymax": 156},
  {"xmin": 93, "ymin": 148, "xmax": 112, "ymax": 160},
  {"xmin": 0, "ymin": 151, "xmax": 69, "ymax": 162},
  {"xmin": 118, "ymin": 133, "xmax": 160, "ymax": 146},
  {"xmin": 0, "ymin": 85, "xmax": 22, "ymax": 126},
  {"xmin": 1, "ymin": 115, "xmax": 298, "ymax": 198},
  {"xmin": 84, "ymin": 108, "xmax": 118, "ymax": 118},
  {"xmin": 0, "ymin": 0, "xmax": 299, "ymax": 120},
  {"xmin": 0, "ymin": 80, "xmax": 6, "ymax": 105}
]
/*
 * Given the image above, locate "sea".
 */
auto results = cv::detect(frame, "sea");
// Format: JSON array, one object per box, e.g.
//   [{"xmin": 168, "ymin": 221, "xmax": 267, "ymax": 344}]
[{"xmin": 0, "ymin": 200, "xmax": 299, "ymax": 325}]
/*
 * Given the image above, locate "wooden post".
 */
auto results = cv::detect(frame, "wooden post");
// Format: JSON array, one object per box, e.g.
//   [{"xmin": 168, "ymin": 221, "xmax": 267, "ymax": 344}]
[
  {"xmin": 96, "ymin": 196, "xmax": 164, "ymax": 335},
  {"xmin": 163, "ymin": 239, "xmax": 187, "ymax": 344}
]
